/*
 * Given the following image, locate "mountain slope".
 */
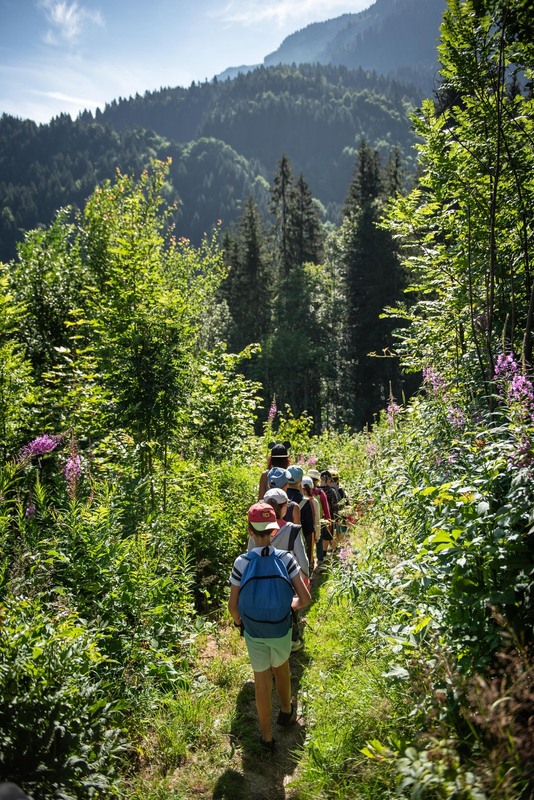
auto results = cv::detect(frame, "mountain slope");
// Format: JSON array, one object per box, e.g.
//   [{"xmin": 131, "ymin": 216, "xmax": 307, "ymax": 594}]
[
  {"xmin": 96, "ymin": 63, "xmax": 421, "ymax": 205},
  {"xmin": 264, "ymin": 0, "xmax": 447, "ymax": 94},
  {"xmin": 0, "ymin": 25, "xmax": 434, "ymax": 262}
]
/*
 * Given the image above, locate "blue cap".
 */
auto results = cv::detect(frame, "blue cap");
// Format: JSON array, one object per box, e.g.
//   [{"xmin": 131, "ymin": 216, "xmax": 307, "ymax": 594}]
[
  {"xmin": 288, "ymin": 465, "xmax": 303, "ymax": 484},
  {"xmin": 267, "ymin": 467, "xmax": 291, "ymax": 488}
]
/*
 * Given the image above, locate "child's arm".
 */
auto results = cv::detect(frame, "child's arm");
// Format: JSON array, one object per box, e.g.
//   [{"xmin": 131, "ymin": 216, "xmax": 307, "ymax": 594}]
[
  {"xmin": 291, "ymin": 570, "xmax": 311, "ymax": 609},
  {"xmin": 228, "ymin": 584, "xmax": 241, "ymax": 626},
  {"xmin": 294, "ymin": 531, "xmax": 310, "ymax": 577}
]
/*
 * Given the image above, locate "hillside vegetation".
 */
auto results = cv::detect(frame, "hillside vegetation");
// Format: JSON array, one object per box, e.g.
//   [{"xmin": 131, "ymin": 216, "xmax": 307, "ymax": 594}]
[{"xmin": 0, "ymin": 63, "xmax": 420, "ymax": 262}]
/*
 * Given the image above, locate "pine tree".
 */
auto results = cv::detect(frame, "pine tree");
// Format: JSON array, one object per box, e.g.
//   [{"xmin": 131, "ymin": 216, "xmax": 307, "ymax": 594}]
[
  {"xmin": 338, "ymin": 141, "xmax": 405, "ymax": 428},
  {"xmin": 265, "ymin": 156, "xmax": 329, "ymax": 428},
  {"xmin": 292, "ymin": 173, "xmax": 324, "ymax": 267},
  {"xmin": 270, "ymin": 154, "xmax": 297, "ymax": 276},
  {"xmin": 343, "ymin": 139, "xmax": 382, "ymax": 216},
  {"xmin": 222, "ymin": 197, "xmax": 271, "ymax": 354}
]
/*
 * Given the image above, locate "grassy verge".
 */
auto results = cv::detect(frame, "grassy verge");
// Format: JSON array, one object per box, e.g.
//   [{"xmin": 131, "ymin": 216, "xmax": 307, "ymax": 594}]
[
  {"xmin": 119, "ymin": 621, "xmax": 251, "ymax": 798},
  {"xmin": 286, "ymin": 532, "xmax": 406, "ymax": 799}
]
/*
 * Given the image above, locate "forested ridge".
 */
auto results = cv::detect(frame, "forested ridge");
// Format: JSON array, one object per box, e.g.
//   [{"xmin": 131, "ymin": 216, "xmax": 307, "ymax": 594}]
[
  {"xmin": 0, "ymin": 63, "xmax": 421, "ymax": 263},
  {"xmin": 1, "ymin": 1, "xmax": 534, "ymax": 799}
]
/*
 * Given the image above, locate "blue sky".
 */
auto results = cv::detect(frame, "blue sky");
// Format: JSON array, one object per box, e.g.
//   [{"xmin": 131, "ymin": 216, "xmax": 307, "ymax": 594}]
[{"xmin": 0, "ymin": 0, "xmax": 373, "ymax": 124}]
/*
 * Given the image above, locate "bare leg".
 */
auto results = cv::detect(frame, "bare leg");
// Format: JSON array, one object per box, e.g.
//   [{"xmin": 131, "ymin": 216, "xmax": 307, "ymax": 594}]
[
  {"xmin": 272, "ymin": 659, "xmax": 292, "ymax": 713},
  {"xmin": 254, "ymin": 668, "xmax": 274, "ymax": 741}
]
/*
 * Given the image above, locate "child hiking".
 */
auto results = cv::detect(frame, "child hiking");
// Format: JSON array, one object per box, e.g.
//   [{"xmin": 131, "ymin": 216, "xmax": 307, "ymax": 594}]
[
  {"xmin": 229, "ymin": 502, "xmax": 311, "ymax": 751},
  {"xmin": 259, "ymin": 486, "xmax": 310, "ymax": 652}
]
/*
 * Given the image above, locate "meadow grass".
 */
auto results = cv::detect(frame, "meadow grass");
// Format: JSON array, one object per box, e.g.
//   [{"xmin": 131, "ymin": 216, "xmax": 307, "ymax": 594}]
[{"xmin": 286, "ymin": 550, "xmax": 402, "ymax": 799}]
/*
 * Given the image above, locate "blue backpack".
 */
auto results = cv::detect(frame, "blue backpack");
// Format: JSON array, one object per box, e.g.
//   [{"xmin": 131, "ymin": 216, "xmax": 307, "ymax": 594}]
[{"xmin": 238, "ymin": 547, "xmax": 295, "ymax": 638}]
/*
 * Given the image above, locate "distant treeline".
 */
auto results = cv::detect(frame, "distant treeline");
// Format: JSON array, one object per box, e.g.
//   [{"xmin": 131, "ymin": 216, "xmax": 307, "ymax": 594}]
[{"xmin": 0, "ymin": 63, "xmax": 421, "ymax": 262}]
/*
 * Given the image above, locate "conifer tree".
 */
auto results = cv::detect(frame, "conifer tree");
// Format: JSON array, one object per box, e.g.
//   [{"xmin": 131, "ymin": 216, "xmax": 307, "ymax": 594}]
[
  {"xmin": 343, "ymin": 139, "xmax": 382, "ymax": 216},
  {"xmin": 222, "ymin": 197, "xmax": 271, "ymax": 354},
  {"xmin": 293, "ymin": 173, "xmax": 324, "ymax": 267},
  {"xmin": 270, "ymin": 155, "xmax": 297, "ymax": 276},
  {"xmin": 266, "ymin": 156, "xmax": 330, "ymax": 428},
  {"xmin": 337, "ymin": 141, "xmax": 405, "ymax": 428}
]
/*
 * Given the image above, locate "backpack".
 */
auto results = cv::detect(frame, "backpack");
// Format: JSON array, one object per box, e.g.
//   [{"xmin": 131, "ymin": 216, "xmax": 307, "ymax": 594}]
[
  {"xmin": 323, "ymin": 485, "xmax": 339, "ymax": 517},
  {"xmin": 284, "ymin": 495, "xmax": 308, "ymax": 524},
  {"xmin": 273, "ymin": 521, "xmax": 302, "ymax": 553},
  {"xmin": 238, "ymin": 547, "xmax": 295, "ymax": 639},
  {"xmin": 284, "ymin": 499, "xmax": 298, "ymax": 523}
]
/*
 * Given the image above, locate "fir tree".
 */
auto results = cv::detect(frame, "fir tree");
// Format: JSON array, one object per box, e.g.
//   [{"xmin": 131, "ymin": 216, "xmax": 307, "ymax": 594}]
[
  {"xmin": 223, "ymin": 197, "xmax": 271, "ymax": 354},
  {"xmin": 338, "ymin": 141, "xmax": 405, "ymax": 428}
]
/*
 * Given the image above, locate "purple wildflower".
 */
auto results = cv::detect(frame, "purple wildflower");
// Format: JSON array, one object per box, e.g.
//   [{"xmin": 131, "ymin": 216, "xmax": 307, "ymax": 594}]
[
  {"xmin": 365, "ymin": 441, "xmax": 378, "ymax": 460},
  {"xmin": 509, "ymin": 437, "xmax": 533, "ymax": 468},
  {"xmin": 494, "ymin": 352, "xmax": 519, "ymax": 380},
  {"xmin": 507, "ymin": 373, "xmax": 534, "ymax": 407},
  {"xmin": 65, "ymin": 454, "xmax": 82, "ymax": 498},
  {"xmin": 422, "ymin": 367, "xmax": 447, "ymax": 396},
  {"xmin": 446, "ymin": 406, "xmax": 465, "ymax": 429},
  {"xmin": 267, "ymin": 398, "xmax": 277, "ymax": 423},
  {"xmin": 387, "ymin": 399, "xmax": 401, "ymax": 426},
  {"xmin": 20, "ymin": 434, "xmax": 62, "ymax": 460},
  {"xmin": 25, "ymin": 502, "xmax": 36, "ymax": 520},
  {"xmin": 308, "ymin": 455, "xmax": 317, "ymax": 466},
  {"xmin": 338, "ymin": 546, "xmax": 353, "ymax": 562}
]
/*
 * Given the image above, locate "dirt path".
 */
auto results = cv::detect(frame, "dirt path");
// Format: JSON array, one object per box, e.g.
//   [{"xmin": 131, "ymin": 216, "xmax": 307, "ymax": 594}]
[
  {"xmin": 207, "ymin": 572, "xmax": 324, "ymax": 800},
  {"xmin": 211, "ymin": 648, "xmax": 309, "ymax": 800}
]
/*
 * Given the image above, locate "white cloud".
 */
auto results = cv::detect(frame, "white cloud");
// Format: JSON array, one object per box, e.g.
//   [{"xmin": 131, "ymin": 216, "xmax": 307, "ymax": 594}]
[
  {"xmin": 35, "ymin": 89, "xmax": 101, "ymax": 109},
  {"xmin": 213, "ymin": 0, "xmax": 370, "ymax": 28},
  {"xmin": 38, "ymin": 0, "xmax": 104, "ymax": 45}
]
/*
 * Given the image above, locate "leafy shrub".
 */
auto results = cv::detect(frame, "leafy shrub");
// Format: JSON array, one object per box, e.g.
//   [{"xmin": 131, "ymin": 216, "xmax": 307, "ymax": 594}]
[
  {"xmin": 0, "ymin": 597, "xmax": 127, "ymax": 799},
  {"xmin": 342, "ymin": 361, "xmax": 534, "ymax": 797}
]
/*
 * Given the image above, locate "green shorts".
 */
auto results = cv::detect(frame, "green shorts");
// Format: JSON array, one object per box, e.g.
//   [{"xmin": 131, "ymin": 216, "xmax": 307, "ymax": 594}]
[{"xmin": 244, "ymin": 629, "xmax": 292, "ymax": 672}]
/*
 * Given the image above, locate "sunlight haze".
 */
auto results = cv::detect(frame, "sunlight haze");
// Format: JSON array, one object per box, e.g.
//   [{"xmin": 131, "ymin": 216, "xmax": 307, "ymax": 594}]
[{"xmin": 0, "ymin": 0, "xmax": 374, "ymax": 123}]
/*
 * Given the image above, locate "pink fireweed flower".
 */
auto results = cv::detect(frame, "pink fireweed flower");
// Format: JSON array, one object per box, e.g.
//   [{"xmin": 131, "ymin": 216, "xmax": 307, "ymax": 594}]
[
  {"xmin": 507, "ymin": 373, "xmax": 534, "ymax": 407},
  {"xmin": 338, "ymin": 546, "xmax": 353, "ymax": 562},
  {"xmin": 267, "ymin": 400, "xmax": 277, "ymax": 423},
  {"xmin": 365, "ymin": 441, "xmax": 378, "ymax": 460},
  {"xmin": 446, "ymin": 406, "xmax": 465, "ymax": 429},
  {"xmin": 494, "ymin": 352, "xmax": 519, "ymax": 380},
  {"xmin": 65, "ymin": 454, "xmax": 82, "ymax": 498},
  {"xmin": 20, "ymin": 434, "xmax": 62, "ymax": 460},
  {"xmin": 510, "ymin": 437, "xmax": 533, "ymax": 468},
  {"xmin": 25, "ymin": 502, "xmax": 36, "ymax": 520},
  {"xmin": 387, "ymin": 399, "xmax": 401, "ymax": 426},
  {"xmin": 422, "ymin": 367, "xmax": 447, "ymax": 396}
]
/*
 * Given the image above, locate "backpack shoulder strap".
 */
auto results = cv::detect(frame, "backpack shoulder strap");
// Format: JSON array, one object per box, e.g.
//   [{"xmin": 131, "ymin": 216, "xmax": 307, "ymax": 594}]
[
  {"xmin": 287, "ymin": 524, "xmax": 302, "ymax": 551},
  {"xmin": 298, "ymin": 497, "xmax": 309, "ymax": 510}
]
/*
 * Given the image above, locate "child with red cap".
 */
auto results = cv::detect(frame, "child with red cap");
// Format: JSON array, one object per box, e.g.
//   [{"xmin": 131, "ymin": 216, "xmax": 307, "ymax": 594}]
[{"xmin": 229, "ymin": 502, "xmax": 311, "ymax": 751}]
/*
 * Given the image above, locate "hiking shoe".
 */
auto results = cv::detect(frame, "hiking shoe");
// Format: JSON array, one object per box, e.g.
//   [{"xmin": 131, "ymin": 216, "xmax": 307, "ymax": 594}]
[
  {"xmin": 291, "ymin": 638, "xmax": 304, "ymax": 652},
  {"xmin": 277, "ymin": 703, "xmax": 297, "ymax": 727},
  {"xmin": 259, "ymin": 736, "xmax": 276, "ymax": 753}
]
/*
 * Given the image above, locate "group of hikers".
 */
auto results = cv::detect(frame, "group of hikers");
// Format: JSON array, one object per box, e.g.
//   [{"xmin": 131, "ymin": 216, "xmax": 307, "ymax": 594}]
[{"xmin": 228, "ymin": 441, "xmax": 349, "ymax": 752}]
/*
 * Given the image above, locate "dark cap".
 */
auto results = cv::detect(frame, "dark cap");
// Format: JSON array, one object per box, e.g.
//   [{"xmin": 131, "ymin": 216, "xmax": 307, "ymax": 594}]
[{"xmin": 269, "ymin": 441, "xmax": 290, "ymax": 457}]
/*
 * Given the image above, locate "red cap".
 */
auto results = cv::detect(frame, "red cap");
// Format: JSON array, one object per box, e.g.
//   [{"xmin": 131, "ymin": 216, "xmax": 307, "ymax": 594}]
[{"xmin": 248, "ymin": 502, "xmax": 278, "ymax": 531}]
